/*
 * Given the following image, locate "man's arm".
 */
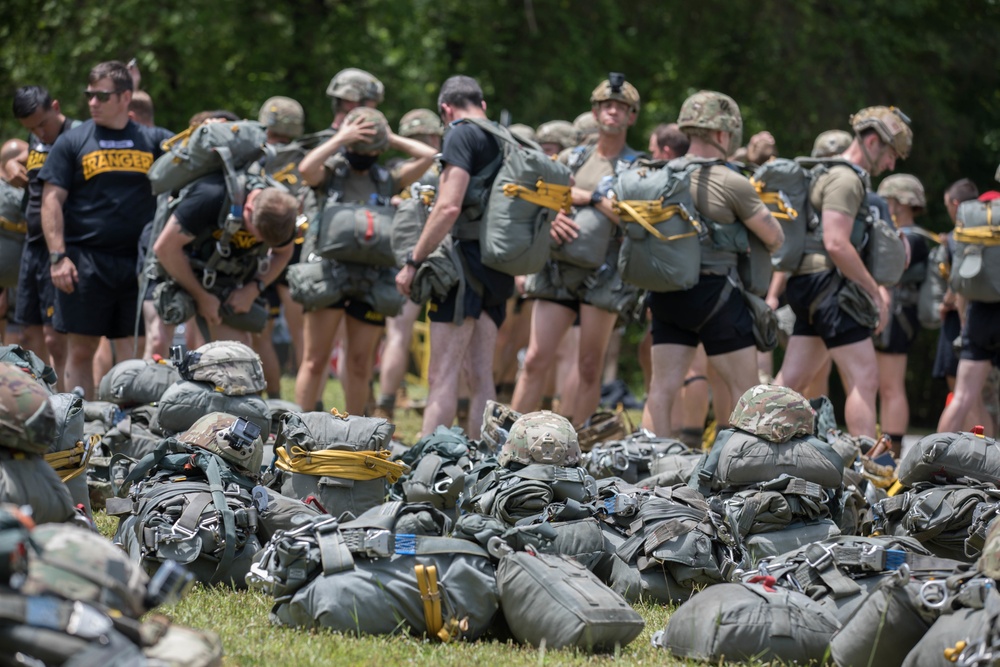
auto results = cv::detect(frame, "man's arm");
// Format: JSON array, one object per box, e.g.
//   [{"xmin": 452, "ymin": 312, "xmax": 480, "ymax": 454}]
[
  {"xmin": 298, "ymin": 116, "xmax": 376, "ymax": 187},
  {"xmin": 395, "ymin": 163, "xmax": 469, "ymax": 296},
  {"xmin": 743, "ymin": 207, "xmax": 784, "ymax": 254},
  {"xmin": 41, "ymin": 183, "xmax": 77, "ymax": 294},
  {"xmin": 153, "ymin": 217, "xmax": 222, "ymax": 325},
  {"xmin": 390, "ymin": 131, "xmax": 438, "ymax": 190}
]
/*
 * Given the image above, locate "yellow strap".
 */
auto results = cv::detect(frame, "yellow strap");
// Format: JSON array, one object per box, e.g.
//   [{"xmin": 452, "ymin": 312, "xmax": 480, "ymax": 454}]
[
  {"xmin": 954, "ymin": 226, "xmax": 1000, "ymax": 246},
  {"xmin": 43, "ymin": 435, "xmax": 98, "ymax": 482},
  {"xmin": 887, "ymin": 479, "xmax": 906, "ymax": 497},
  {"xmin": 0, "ymin": 216, "xmax": 27, "ymax": 235},
  {"xmin": 415, "ymin": 564, "xmax": 451, "ymax": 641},
  {"xmin": 160, "ymin": 124, "xmax": 195, "ymax": 152},
  {"xmin": 751, "ymin": 178, "xmax": 800, "ymax": 221},
  {"xmin": 501, "ymin": 179, "xmax": 572, "ymax": 213},
  {"xmin": 615, "ymin": 200, "xmax": 699, "ymax": 242},
  {"xmin": 273, "ymin": 445, "xmax": 408, "ymax": 483}
]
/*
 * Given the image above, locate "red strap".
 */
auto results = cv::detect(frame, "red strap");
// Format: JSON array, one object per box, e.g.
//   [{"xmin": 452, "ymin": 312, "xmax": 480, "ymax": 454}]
[
  {"xmin": 364, "ymin": 210, "xmax": 375, "ymax": 241},
  {"xmin": 747, "ymin": 575, "xmax": 777, "ymax": 592}
]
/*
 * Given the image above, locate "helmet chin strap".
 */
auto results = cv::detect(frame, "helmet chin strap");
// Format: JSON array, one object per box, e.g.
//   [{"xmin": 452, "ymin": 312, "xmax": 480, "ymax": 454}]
[
  {"xmin": 856, "ymin": 132, "xmax": 886, "ymax": 173},
  {"xmin": 706, "ymin": 130, "xmax": 730, "ymax": 159}
]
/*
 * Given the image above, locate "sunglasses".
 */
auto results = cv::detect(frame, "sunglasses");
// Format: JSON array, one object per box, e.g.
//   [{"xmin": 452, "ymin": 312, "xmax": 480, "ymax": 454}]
[{"xmin": 84, "ymin": 89, "xmax": 118, "ymax": 102}]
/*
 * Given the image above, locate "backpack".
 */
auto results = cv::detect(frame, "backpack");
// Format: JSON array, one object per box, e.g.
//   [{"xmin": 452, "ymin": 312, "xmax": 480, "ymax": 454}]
[
  {"xmin": 456, "ymin": 118, "xmax": 573, "ymax": 276},
  {"xmin": 285, "ymin": 257, "xmax": 348, "ymax": 310},
  {"xmin": 390, "ymin": 184, "xmax": 435, "ymax": 267},
  {"xmin": 390, "ymin": 426, "xmax": 473, "ymax": 510},
  {"xmin": 497, "ymin": 550, "xmax": 645, "ymax": 652},
  {"xmin": 173, "ymin": 341, "xmax": 266, "ymax": 396},
  {"xmin": 97, "ymin": 358, "xmax": 181, "ymax": 407},
  {"xmin": 147, "ymin": 120, "xmax": 270, "ymax": 196},
  {"xmin": 897, "ymin": 431, "xmax": 1000, "ymax": 487},
  {"xmin": 918, "ymin": 241, "xmax": 950, "ymax": 329},
  {"xmin": 550, "ymin": 205, "xmax": 616, "ymax": 269},
  {"xmin": 750, "ymin": 157, "xmax": 818, "ymax": 272},
  {"xmin": 0, "ymin": 451, "xmax": 76, "ymax": 524},
  {"xmin": 950, "ymin": 198, "xmax": 1000, "ymax": 302},
  {"xmin": 584, "ymin": 434, "xmax": 690, "ymax": 484},
  {"xmin": 0, "ymin": 344, "xmax": 57, "ymax": 387},
  {"xmin": 155, "ymin": 380, "xmax": 270, "ymax": 435},
  {"xmin": 0, "ymin": 179, "xmax": 25, "ymax": 288}
]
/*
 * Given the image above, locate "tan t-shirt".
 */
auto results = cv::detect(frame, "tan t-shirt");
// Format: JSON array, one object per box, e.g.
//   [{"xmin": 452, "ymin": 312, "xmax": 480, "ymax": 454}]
[
  {"xmin": 688, "ymin": 162, "xmax": 767, "ymax": 223},
  {"xmin": 810, "ymin": 164, "xmax": 865, "ymax": 217},
  {"xmin": 563, "ymin": 148, "xmax": 617, "ymax": 191}
]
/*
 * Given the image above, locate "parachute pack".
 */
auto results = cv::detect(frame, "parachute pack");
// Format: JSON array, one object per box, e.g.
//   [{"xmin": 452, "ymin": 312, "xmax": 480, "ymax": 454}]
[
  {"xmin": 0, "ymin": 179, "xmax": 26, "ymax": 288},
  {"xmin": 950, "ymin": 198, "xmax": 1000, "ymax": 302}
]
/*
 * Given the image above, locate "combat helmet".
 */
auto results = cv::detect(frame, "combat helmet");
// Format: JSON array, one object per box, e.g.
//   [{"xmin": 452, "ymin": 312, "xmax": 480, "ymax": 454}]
[
  {"xmin": 811, "ymin": 130, "xmax": 853, "ymax": 158},
  {"xmin": 21, "ymin": 523, "xmax": 150, "ymax": 618},
  {"xmin": 535, "ymin": 120, "xmax": 578, "ymax": 151},
  {"xmin": 730, "ymin": 384, "xmax": 816, "ymax": 444},
  {"xmin": 677, "ymin": 90, "xmax": 743, "ymax": 155},
  {"xmin": 399, "ymin": 108, "xmax": 444, "ymax": 138},
  {"xmin": 179, "ymin": 412, "xmax": 264, "ymax": 477},
  {"xmin": 877, "ymin": 173, "xmax": 926, "ymax": 211},
  {"xmin": 850, "ymin": 106, "xmax": 912, "ymax": 159},
  {"xmin": 590, "ymin": 73, "xmax": 640, "ymax": 114},
  {"xmin": 326, "ymin": 67, "xmax": 385, "ymax": 104},
  {"xmin": 499, "ymin": 410, "xmax": 581, "ymax": 468},
  {"xmin": 573, "ymin": 111, "xmax": 600, "ymax": 145},
  {"xmin": 258, "ymin": 96, "xmax": 304, "ymax": 139},
  {"xmin": 343, "ymin": 107, "xmax": 390, "ymax": 153},
  {"xmin": 0, "ymin": 362, "xmax": 56, "ymax": 455}
]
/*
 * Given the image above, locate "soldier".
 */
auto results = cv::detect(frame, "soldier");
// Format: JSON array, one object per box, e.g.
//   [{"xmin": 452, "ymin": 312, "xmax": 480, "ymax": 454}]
[
  {"xmin": 0, "ymin": 139, "xmax": 28, "ymax": 344},
  {"xmin": 573, "ymin": 110, "xmax": 600, "ymax": 146},
  {"xmin": 641, "ymin": 91, "xmax": 784, "ymax": 437},
  {"xmin": 511, "ymin": 75, "xmax": 644, "ymax": 427},
  {"xmin": 11, "ymin": 85, "xmax": 76, "ymax": 389},
  {"xmin": 647, "ymin": 123, "xmax": 689, "ymax": 161},
  {"xmin": 776, "ymin": 106, "xmax": 912, "ymax": 438},
  {"xmin": 296, "ymin": 107, "xmax": 435, "ymax": 414},
  {"xmin": 874, "ymin": 174, "xmax": 932, "ymax": 456},
  {"xmin": 535, "ymin": 120, "xmax": 577, "ymax": 157},
  {"xmin": 396, "ymin": 75, "xmax": 515, "ymax": 436},
  {"xmin": 326, "ymin": 67, "xmax": 384, "ymax": 129}
]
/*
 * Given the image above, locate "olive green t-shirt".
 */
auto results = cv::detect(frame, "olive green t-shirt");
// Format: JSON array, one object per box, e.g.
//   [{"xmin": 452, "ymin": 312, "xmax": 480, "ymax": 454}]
[
  {"xmin": 688, "ymin": 161, "xmax": 767, "ymax": 224},
  {"xmin": 809, "ymin": 164, "xmax": 865, "ymax": 217}
]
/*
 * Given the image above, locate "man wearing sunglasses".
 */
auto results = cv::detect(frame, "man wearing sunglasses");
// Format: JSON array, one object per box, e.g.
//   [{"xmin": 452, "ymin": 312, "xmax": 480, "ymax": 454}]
[{"xmin": 37, "ymin": 60, "xmax": 162, "ymax": 398}]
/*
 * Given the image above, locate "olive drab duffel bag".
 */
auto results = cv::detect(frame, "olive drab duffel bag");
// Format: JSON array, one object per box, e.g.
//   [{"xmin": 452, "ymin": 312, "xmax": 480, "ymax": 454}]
[
  {"xmin": 390, "ymin": 184, "xmax": 435, "ymax": 267},
  {"xmin": 285, "ymin": 257, "xmax": 349, "ymax": 310},
  {"xmin": 497, "ymin": 550, "xmax": 645, "ymax": 652},
  {"xmin": 950, "ymin": 198, "xmax": 1000, "ymax": 303},
  {"xmin": 147, "ymin": 120, "xmax": 269, "ymax": 195},
  {"xmin": 46, "ymin": 391, "xmax": 94, "ymax": 514},
  {"xmin": 98, "ymin": 358, "xmax": 182, "ymax": 408},
  {"xmin": 458, "ymin": 117, "xmax": 573, "ymax": 276},
  {"xmin": 750, "ymin": 157, "xmax": 816, "ymax": 272},
  {"xmin": 155, "ymin": 380, "xmax": 270, "ymax": 435},
  {"xmin": 612, "ymin": 159, "xmax": 705, "ymax": 292},
  {"xmin": 863, "ymin": 192, "xmax": 908, "ymax": 287},
  {"xmin": 918, "ymin": 242, "xmax": 950, "ymax": 330},
  {"xmin": 0, "ymin": 179, "xmax": 26, "ymax": 288},
  {"xmin": 550, "ymin": 205, "xmax": 617, "ymax": 270},
  {"xmin": 897, "ymin": 431, "xmax": 1000, "ymax": 487}
]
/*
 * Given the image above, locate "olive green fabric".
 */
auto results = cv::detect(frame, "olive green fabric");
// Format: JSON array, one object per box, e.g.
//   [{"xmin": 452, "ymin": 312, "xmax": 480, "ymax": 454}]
[
  {"xmin": 148, "ymin": 120, "xmax": 269, "ymax": 195},
  {"xmin": 865, "ymin": 213, "xmax": 908, "ymax": 287},
  {"xmin": 550, "ymin": 205, "xmax": 615, "ymax": 269},
  {"xmin": 897, "ymin": 431, "xmax": 1000, "ymax": 486},
  {"xmin": 316, "ymin": 202, "xmax": 397, "ymax": 267},
  {"xmin": 390, "ymin": 194, "xmax": 431, "ymax": 267},
  {"xmin": 97, "ymin": 359, "xmax": 181, "ymax": 408},
  {"xmin": 751, "ymin": 157, "xmax": 816, "ymax": 272},
  {"xmin": 903, "ymin": 603, "xmax": 993, "ymax": 667},
  {"xmin": 155, "ymin": 380, "xmax": 270, "ymax": 435},
  {"xmin": 918, "ymin": 242, "xmax": 949, "ymax": 329},
  {"xmin": 285, "ymin": 259, "xmax": 347, "ymax": 310},
  {"xmin": 0, "ymin": 179, "xmax": 26, "ymax": 288},
  {"xmin": 152, "ymin": 280, "xmax": 196, "ymax": 326},
  {"xmin": 0, "ymin": 454, "xmax": 76, "ymax": 524},
  {"xmin": 497, "ymin": 551, "xmax": 644, "ymax": 652},
  {"xmin": 951, "ymin": 199, "xmax": 1000, "ymax": 303}
]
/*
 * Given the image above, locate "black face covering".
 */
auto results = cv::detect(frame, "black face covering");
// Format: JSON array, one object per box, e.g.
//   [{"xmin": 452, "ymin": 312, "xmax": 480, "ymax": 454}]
[{"xmin": 344, "ymin": 151, "xmax": 379, "ymax": 171}]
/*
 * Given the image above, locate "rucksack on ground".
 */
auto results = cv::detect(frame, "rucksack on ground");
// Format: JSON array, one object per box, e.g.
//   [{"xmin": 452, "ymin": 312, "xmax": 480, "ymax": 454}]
[
  {"xmin": 97, "ymin": 358, "xmax": 181, "ymax": 407},
  {"xmin": 897, "ymin": 431, "xmax": 1000, "ymax": 486},
  {"xmin": 950, "ymin": 198, "xmax": 1000, "ymax": 302},
  {"xmin": 155, "ymin": 380, "xmax": 270, "ymax": 435},
  {"xmin": 459, "ymin": 118, "xmax": 573, "ymax": 276}
]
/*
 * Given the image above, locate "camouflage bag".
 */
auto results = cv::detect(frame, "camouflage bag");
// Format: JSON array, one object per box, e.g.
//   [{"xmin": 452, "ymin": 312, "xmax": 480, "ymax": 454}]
[
  {"xmin": 897, "ymin": 431, "xmax": 1000, "ymax": 487},
  {"xmin": 0, "ymin": 362, "xmax": 56, "ymax": 455},
  {"xmin": 0, "ymin": 179, "xmax": 26, "ymax": 288},
  {"xmin": 155, "ymin": 380, "xmax": 270, "ymax": 435},
  {"xmin": 652, "ymin": 582, "xmax": 841, "ymax": 664},
  {"xmin": 98, "ymin": 358, "xmax": 181, "ymax": 408},
  {"xmin": 950, "ymin": 198, "xmax": 1000, "ymax": 302},
  {"xmin": 148, "ymin": 120, "xmax": 269, "ymax": 195},
  {"xmin": 285, "ymin": 258, "xmax": 348, "ymax": 310},
  {"xmin": 497, "ymin": 550, "xmax": 645, "ymax": 652},
  {"xmin": 173, "ymin": 341, "xmax": 266, "ymax": 396}
]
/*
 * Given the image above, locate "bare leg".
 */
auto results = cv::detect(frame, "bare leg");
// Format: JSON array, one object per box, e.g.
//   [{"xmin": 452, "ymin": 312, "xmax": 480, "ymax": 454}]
[
  {"xmin": 511, "ymin": 300, "xmax": 576, "ymax": 413},
  {"xmin": 568, "ymin": 304, "xmax": 618, "ymax": 424},
  {"xmin": 277, "ymin": 285, "xmax": 304, "ymax": 368},
  {"xmin": 876, "ymin": 351, "xmax": 909, "ymax": 453},
  {"xmin": 706, "ymin": 346, "xmax": 761, "ymax": 428},
  {"xmin": 252, "ymin": 318, "xmax": 282, "ymax": 398},
  {"xmin": 827, "ymin": 339, "xmax": 880, "ymax": 437},
  {"xmin": 939, "ymin": 359, "xmax": 993, "ymax": 432},
  {"xmin": 64, "ymin": 334, "xmax": 102, "ymax": 398},
  {"xmin": 422, "ymin": 319, "xmax": 477, "ymax": 434},
  {"xmin": 377, "ymin": 300, "xmax": 422, "ymax": 411},
  {"xmin": 341, "ymin": 317, "xmax": 383, "ymax": 415},
  {"xmin": 93, "ymin": 337, "xmax": 114, "ymax": 387},
  {"xmin": 464, "ymin": 314, "xmax": 499, "ymax": 437},
  {"xmin": 142, "ymin": 301, "xmax": 174, "ymax": 360},
  {"xmin": 671, "ymin": 344, "xmax": 710, "ymax": 434},
  {"xmin": 643, "ymin": 343, "xmax": 698, "ymax": 437},
  {"xmin": 554, "ymin": 326, "xmax": 580, "ymax": 414},
  {"xmin": 295, "ymin": 309, "xmax": 344, "ymax": 410}
]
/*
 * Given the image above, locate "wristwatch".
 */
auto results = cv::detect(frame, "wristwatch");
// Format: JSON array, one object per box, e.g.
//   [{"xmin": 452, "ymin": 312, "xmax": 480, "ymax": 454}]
[
  {"xmin": 405, "ymin": 251, "xmax": 422, "ymax": 269},
  {"xmin": 49, "ymin": 252, "xmax": 67, "ymax": 266},
  {"xmin": 590, "ymin": 190, "xmax": 605, "ymax": 206}
]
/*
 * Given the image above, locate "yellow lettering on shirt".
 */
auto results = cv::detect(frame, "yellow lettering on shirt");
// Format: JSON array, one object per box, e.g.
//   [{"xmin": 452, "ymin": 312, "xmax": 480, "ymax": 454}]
[
  {"xmin": 26, "ymin": 150, "xmax": 47, "ymax": 172},
  {"xmin": 81, "ymin": 150, "xmax": 154, "ymax": 180},
  {"xmin": 211, "ymin": 228, "xmax": 260, "ymax": 250}
]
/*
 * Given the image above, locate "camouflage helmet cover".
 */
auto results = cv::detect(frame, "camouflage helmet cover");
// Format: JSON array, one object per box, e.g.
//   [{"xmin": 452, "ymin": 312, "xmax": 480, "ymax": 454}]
[
  {"xmin": 399, "ymin": 108, "xmax": 444, "ymax": 138},
  {"xmin": 677, "ymin": 90, "xmax": 743, "ymax": 153},
  {"xmin": 590, "ymin": 78, "xmax": 641, "ymax": 113},
  {"xmin": 0, "ymin": 362, "xmax": 56, "ymax": 455},
  {"xmin": 535, "ymin": 120, "xmax": 579, "ymax": 151},
  {"xmin": 811, "ymin": 130, "xmax": 853, "ymax": 158},
  {"xmin": 326, "ymin": 67, "xmax": 385, "ymax": 104},
  {"xmin": 730, "ymin": 384, "xmax": 816, "ymax": 444},
  {"xmin": 508, "ymin": 123, "xmax": 537, "ymax": 144},
  {"xmin": 343, "ymin": 106, "xmax": 390, "ymax": 154},
  {"xmin": 573, "ymin": 111, "xmax": 600, "ymax": 142},
  {"xmin": 22, "ymin": 523, "xmax": 150, "ymax": 618},
  {"xmin": 499, "ymin": 410, "xmax": 581, "ymax": 467},
  {"xmin": 850, "ymin": 106, "xmax": 912, "ymax": 159},
  {"xmin": 877, "ymin": 173, "xmax": 926, "ymax": 210},
  {"xmin": 179, "ymin": 412, "xmax": 264, "ymax": 476},
  {"xmin": 979, "ymin": 509, "xmax": 1000, "ymax": 578},
  {"xmin": 258, "ymin": 96, "xmax": 305, "ymax": 139}
]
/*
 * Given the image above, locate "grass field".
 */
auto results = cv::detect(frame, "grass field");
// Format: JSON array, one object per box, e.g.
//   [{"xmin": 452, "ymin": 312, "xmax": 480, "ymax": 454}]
[{"xmin": 98, "ymin": 376, "xmax": 689, "ymax": 666}]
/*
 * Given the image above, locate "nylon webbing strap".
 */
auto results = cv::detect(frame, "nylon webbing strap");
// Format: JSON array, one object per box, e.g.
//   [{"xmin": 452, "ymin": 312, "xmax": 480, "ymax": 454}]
[
  {"xmin": 202, "ymin": 455, "xmax": 237, "ymax": 581},
  {"xmin": 615, "ymin": 199, "xmax": 699, "ymax": 241},
  {"xmin": 174, "ymin": 492, "xmax": 214, "ymax": 536},
  {"xmin": 415, "ymin": 564, "xmax": 445, "ymax": 641},
  {"xmin": 751, "ymin": 179, "xmax": 799, "ymax": 220},
  {"xmin": 43, "ymin": 435, "xmax": 97, "ymax": 482},
  {"xmin": 274, "ymin": 445, "xmax": 408, "ymax": 483},
  {"xmin": 501, "ymin": 179, "xmax": 572, "ymax": 213},
  {"xmin": 314, "ymin": 522, "xmax": 354, "ymax": 575}
]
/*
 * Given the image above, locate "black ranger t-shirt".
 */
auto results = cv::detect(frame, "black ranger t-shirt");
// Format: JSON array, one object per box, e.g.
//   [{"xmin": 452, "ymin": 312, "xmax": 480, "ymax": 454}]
[
  {"xmin": 24, "ymin": 117, "xmax": 78, "ymax": 244},
  {"xmin": 172, "ymin": 173, "xmax": 264, "ymax": 273},
  {"xmin": 38, "ymin": 119, "xmax": 160, "ymax": 256}
]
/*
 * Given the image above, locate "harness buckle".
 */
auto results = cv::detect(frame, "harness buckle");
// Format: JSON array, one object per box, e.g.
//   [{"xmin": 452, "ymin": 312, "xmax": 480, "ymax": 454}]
[
  {"xmin": 805, "ymin": 543, "xmax": 836, "ymax": 571},
  {"xmin": 202, "ymin": 269, "xmax": 217, "ymax": 290}
]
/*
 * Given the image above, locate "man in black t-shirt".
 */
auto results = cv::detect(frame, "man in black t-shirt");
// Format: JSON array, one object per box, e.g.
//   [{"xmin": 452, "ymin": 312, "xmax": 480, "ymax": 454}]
[
  {"xmin": 153, "ymin": 174, "xmax": 297, "ymax": 345},
  {"xmin": 37, "ymin": 61, "xmax": 162, "ymax": 398},
  {"xmin": 11, "ymin": 85, "xmax": 77, "ymax": 389},
  {"xmin": 395, "ymin": 75, "xmax": 514, "ymax": 436}
]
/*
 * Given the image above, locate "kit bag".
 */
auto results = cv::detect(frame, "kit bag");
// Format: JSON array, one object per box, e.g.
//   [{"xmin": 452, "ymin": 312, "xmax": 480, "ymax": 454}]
[
  {"xmin": 897, "ymin": 431, "xmax": 1000, "ymax": 486},
  {"xmin": 743, "ymin": 519, "xmax": 842, "ymax": 564},
  {"xmin": 613, "ymin": 160, "xmax": 704, "ymax": 292},
  {"xmin": 0, "ymin": 451, "xmax": 76, "ymax": 524},
  {"xmin": 497, "ymin": 550, "xmax": 644, "ymax": 652},
  {"xmin": 585, "ymin": 436, "xmax": 691, "ymax": 484},
  {"xmin": 653, "ymin": 582, "xmax": 841, "ymax": 664},
  {"xmin": 147, "ymin": 120, "xmax": 269, "ymax": 195},
  {"xmin": 155, "ymin": 380, "xmax": 270, "ymax": 435},
  {"xmin": 285, "ymin": 258, "xmax": 348, "ymax": 310},
  {"xmin": 316, "ymin": 202, "xmax": 397, "ymax": 267},
  {"xmin": 950, "ymin": 198, "xmax": 1000, "ymax": 302},
  {"xmin": 0, "ymin": 180, "xmax": 26, "ymax": 288},
  {"xmin": 98, "ymin": 358, "xmax": 181, "ymax": 407},
  {"xmin": 550, "ymin": 205, "xmax": 616, "ymax": 269},
  {"xmin": 918, "ymin": 242, "xmax": 950, "ymax": 329},
  {"xmin": 750, "ymin": 157, "xmax": 816, "ymax": 272}
]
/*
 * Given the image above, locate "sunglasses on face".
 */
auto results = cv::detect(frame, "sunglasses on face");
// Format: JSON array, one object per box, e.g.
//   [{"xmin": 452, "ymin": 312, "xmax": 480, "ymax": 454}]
[{"xmin": 84, "ymin": 90, "xmax": 117, "ymax": 102}]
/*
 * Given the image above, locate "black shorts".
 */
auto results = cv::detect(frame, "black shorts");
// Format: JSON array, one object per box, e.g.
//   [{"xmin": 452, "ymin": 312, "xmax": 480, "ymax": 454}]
[
  {"xmin": 535, "ymin": 298, "xmax": 584, "ymax": 325},
  {"xmin": 647, "ymin": 274, "xmax": 755, "ymax": 355},
  {"xmin": 961, "ymin": 301, "xmax": 1000, "ymax": 366},
  {"xmin": 933, "ymin": 311, "xmax": 961, "ymax": 379},
  {"xmin": 13, "ymin": 242, "xmax": 57, "ymax": 327},
  {"xmin": 876, "ymin": 304, "xmax": 920, "ymax": 355},
  {"xmin": 263, "ymin": 283, "xmax": 282, "ymax": 320},
  {"xmin": 428, "ymin": 241, "xmax": 514, "ymax": 329},
  {"xmin": 786, "ymin": 270, "xmax": 872, "ymax": 349},
  {"xmin": 53, "ymin": 246, "xmax": 142, "ymax": 338},
  {"xmin": 328, "ymin": 298, "xmax": 385, "ymax": 326},
  {"xmin": 276, "ymin": 242, "xmax": 303, "ymax": 288}
]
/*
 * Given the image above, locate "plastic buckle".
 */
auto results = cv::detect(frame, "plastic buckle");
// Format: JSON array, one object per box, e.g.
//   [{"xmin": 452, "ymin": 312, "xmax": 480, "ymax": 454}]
[{"xmin": 215, "ymin": 238, "xmax": 232, "ymax": 259}]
